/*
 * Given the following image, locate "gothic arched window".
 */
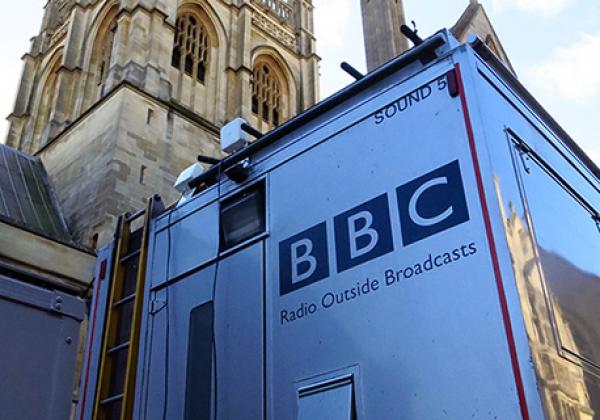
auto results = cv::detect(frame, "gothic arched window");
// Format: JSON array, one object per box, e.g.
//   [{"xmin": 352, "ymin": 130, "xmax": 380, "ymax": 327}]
[
  {"xmin": 98, "ymin": 20, "xmax": 118, "ymax": 86},
  {"xmin": 33, "ymin": 61, "xmax": 60, "ymax": 150},
  {"xmin": 251, "ymin": 63, "xmax": 282, "ymax": 127},
  {"xmin": 171, "ymin": 13, "xmax": 210, "ymax": 83}
]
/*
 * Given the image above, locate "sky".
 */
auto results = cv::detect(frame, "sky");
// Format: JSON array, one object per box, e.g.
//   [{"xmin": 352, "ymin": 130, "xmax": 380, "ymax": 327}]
[
  {"xmin": 0, "ymin": 0, "xmax": 598, "ymax": 164},
  {"xmin": 313, "ymin": 0, "xmax": 599, "ymax": 164}
]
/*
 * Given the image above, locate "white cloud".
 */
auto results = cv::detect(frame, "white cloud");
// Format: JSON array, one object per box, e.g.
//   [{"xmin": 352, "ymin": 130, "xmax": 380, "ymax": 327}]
[
  {"xmin": 314, "ymin": 0, "xmax": 353, "ymax": 50},
  {"xmin": 525, "ymin": 33, "xmax": 600, "ymax": 101},
  {"xmin": 492, "ymin": 0, "xmax": 574, "ymax": 14},
  {"xmin": 313, "ymin": 0, "xmax": 365, "ymax": 98}
]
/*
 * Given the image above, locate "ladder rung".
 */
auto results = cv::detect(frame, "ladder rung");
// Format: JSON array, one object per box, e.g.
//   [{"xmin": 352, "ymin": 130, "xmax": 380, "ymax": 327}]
[
  {"xmin": 100, "ymin": 393, "xmax": 124, "ymax": 405},
  {"xmin": 113, "ymin": 293, "xmax": 136, "ymax": 308},
  {"xmin": 92, "ymin": 197, "xmax": 159, "ymax": 420},
  {"xmin": 107, "ymin": 341, "xmax": 130, "ymax": 355},
  {"xmin": 126, "ymin": 208, "xmax": 145, "ymax": 222},
  {"xmin": 120, "ymin": 249, "xmax": 141, "ymax": 263}
]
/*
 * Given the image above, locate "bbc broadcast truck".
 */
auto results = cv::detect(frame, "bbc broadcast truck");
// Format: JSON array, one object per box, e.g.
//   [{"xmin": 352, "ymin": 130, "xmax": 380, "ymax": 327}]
[{"xmin": 77, "ymin": 30, "xmax": 600, "ymax": 420}]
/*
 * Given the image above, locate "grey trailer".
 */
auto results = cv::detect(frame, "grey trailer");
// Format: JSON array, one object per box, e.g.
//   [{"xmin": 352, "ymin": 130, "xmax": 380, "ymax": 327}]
[
  {"xmin": 0, "ymin": 275, "xmax": 86, "ymax": 420},
  {"xmin": 79, "ymin": 30, "xmax": 600, "ymax": 420},
  {"xmin": 0, "ymin": 143, "xmax": 94, "ymax": 420}
]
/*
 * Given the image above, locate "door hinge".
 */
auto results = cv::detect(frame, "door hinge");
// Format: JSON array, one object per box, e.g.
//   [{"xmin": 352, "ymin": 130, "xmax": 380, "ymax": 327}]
[
  {"xmin": 516, "ymin": 141, "xmax": 533, "ymax": 174},
  {"xmin": 150, "ymin": 299, "xmax": 166, "ymax": 315}
]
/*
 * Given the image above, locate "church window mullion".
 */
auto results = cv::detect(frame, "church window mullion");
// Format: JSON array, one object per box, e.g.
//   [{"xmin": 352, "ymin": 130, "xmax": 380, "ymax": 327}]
[
  {"xmin": 251, "ymin": 61, "xmax": 284, "ymax": 128},
  {"xmin": 171, "ymin": 12, "xmax": 210, "ymax": 84},
  {"xmin": 98, "ymin": 21, "xmax": 118, "ymax": 86}
]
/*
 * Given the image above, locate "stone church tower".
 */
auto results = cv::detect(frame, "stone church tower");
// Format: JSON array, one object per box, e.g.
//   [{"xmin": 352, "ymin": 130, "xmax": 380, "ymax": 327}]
[
  {"xmin": 360, "ymin": 0, "xmax": 513, "ymax": 73},
  {"xmin": 5, "ymin": 0, "xmax": 319, "ymax": 247},
  {"xmin": 360, "ymin": 0, "xmax": 409, "ymax": 72}
]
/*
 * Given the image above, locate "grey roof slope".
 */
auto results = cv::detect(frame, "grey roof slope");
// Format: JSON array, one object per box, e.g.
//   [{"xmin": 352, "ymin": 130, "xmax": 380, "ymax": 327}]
[{"xmin": 0, "ymin": 144, "xmax": 72, "ymax": 244}]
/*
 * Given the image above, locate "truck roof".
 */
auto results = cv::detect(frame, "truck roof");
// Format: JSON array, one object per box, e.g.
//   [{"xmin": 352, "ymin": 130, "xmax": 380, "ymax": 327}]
[{"xmin": 188, "ymin": 29, "xmax": 599, "ymax": 194}]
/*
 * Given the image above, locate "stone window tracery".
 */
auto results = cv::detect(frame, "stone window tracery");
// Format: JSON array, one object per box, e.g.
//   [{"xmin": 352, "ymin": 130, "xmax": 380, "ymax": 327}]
[
  {"xmin": 251, "ymin": 63, "xmax": 282, "ymax": 127},
  {"xmin": 33, "ymin": 65, "xmax": 59, "ymax": 147},
  {"xmin": 98, "ymin": 20, "xmax": 118, "ymax": 86},
  {"xmin": 171, "ymin": 13, "xmax": 210, "ymax": 83},
  {"xmin": 53, "ymin": 0, "xmax": 75, "ymax": 30}
]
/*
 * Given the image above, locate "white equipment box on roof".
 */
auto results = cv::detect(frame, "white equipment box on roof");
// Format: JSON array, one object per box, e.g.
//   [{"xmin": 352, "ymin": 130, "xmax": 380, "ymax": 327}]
[{"xmin": 79, "ymin": 29, "xmax": 600, "ymax": 420}]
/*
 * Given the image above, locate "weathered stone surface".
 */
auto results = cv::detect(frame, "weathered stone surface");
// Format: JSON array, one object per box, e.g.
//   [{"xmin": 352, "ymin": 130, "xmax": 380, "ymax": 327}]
[
  {"xmin": 0, "ymin": 221, "xmax": 95, "ymax": 292},
  {"xmin": 6, "ymin": 0, "xmax": 320, "ymax": 247},
  {"xmin": 360, "ymin": 0, "xmax": 409, "ymax": 72},
  {"xmin": 360, "ymin": 1, "xmax": 513, "ymax": 75},
  {"xmin": 451, "ymin": 1, "xmax": 515, "ymax": 74}
]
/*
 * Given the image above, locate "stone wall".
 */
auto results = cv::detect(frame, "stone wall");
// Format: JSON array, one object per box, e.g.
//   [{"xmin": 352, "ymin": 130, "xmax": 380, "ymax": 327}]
[
  {"xmin": 40, "ymin": 85, "xmax": 220, "ymax": 246},
  {"xmin": 6, "ymin": 0, "xmax": 320, "ymax": 247}
]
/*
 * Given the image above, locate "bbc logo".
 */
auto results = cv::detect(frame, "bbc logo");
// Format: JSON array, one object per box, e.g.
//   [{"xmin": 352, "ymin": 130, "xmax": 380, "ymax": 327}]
[{"xmin": 278, "ymin": 160, "xmax": 470, "ymax": 296}]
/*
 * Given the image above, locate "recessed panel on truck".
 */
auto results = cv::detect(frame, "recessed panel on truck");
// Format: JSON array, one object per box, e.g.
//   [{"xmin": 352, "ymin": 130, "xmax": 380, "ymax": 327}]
[
  {"xmin": 143, "ymin": 241, "xmax": 264, "ymax": 420},
  {"xmin": 267, "ymin": 69, "xmax": 524, "ymax": 418},
  {"xmin": 514, "ymin": 146, "xmax": 600, "ymax": 368},
  {"xmin": 470, "ymin": 54, "xmax": 600, "ymax": 419}
]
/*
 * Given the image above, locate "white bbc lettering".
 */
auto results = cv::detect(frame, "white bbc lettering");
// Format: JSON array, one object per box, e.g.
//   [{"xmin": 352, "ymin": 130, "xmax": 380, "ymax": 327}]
[
  {"xmin": 291, "ymin": 239, "xmax": 317, "ymax": 284},
  {"xmin": 280, "ymin": 161, "xmax": 468, "ymax": 295},
  {"xmin": 348, "ymin": 211, "xmax": 379, "ymax": 259},
  {"xmin": 409, "ymin": 177, "xmax": 454, "ymax": 227}
]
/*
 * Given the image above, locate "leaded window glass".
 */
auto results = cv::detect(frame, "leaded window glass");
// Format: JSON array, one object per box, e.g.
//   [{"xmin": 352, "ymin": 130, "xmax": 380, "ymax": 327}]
[
  {"xmin": 171, "ymin": 13, "xmax": 210, "ymax": 83},
  {"xmin": 251, "ymin": 63, "xmax": 282, "ymax": 127}
]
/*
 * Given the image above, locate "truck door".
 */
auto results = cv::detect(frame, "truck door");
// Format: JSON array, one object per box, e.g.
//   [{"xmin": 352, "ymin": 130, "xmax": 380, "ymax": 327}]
[{"xmin": 142, "ymin": 241, "xmax": 264, "ymax": 419}]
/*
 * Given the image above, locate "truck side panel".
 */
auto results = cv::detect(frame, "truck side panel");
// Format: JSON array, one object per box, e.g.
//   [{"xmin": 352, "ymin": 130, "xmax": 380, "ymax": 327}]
[
  {"xmin": 267, "ymin": 61, "xmax": 526, "ymax": 419},
  {"xmin": 141, "ymin": 241, "xmax": 265, "ymax": 419},
  {"xmin": 122, "ymin": 35, "xmax": 600, "ymax": 420},
  {"xmin": 470, "ymin": 53, "xmax": 600, "ymax": 420}
]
